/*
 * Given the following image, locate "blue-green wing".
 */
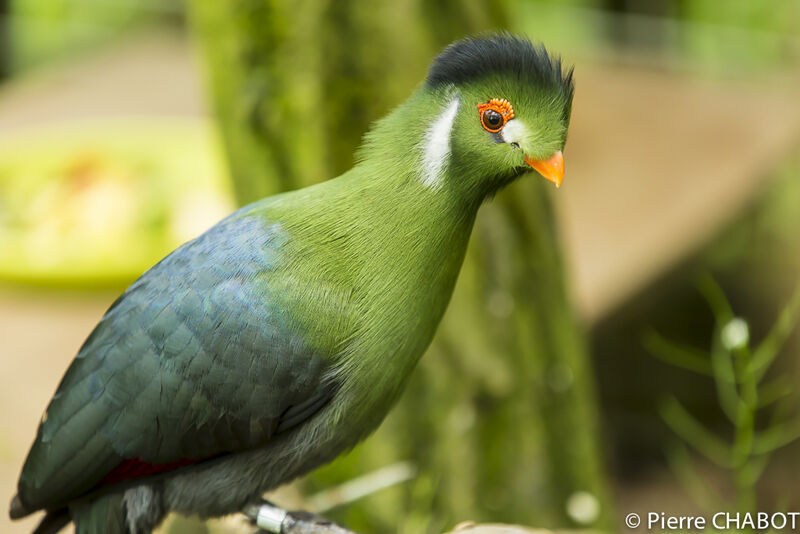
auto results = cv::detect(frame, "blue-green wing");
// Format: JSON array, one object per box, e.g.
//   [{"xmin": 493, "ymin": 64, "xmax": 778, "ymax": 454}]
[{"xmin": 18, "ymin": 212, "xmax": 334, "ymax": 511}]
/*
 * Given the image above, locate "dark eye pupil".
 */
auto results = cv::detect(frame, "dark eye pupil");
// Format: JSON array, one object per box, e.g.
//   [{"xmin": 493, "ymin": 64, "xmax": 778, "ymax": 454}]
[{"xmin": 483, "ymin": 109, "xmax": 503, "ymax": 129}]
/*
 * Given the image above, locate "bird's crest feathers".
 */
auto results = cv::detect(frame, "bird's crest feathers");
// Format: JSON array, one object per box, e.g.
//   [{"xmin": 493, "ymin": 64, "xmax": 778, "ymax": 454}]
[{"xmin": 426, "ymin": 33, "xmax": 574, "ymax": 103}]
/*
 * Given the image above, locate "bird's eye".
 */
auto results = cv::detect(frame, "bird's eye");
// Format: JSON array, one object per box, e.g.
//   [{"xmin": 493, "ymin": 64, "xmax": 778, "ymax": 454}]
[
  {"xmin": 482, "ymin": 109, "xmax": 503, "ymax": 131},
  {"xmin": 477, "ymin": 98, "xmax": 515, "ymax": 133}
]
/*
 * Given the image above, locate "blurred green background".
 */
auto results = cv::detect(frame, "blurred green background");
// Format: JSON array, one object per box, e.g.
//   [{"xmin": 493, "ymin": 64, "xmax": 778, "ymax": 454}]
[{"xmin": 1, "ymin": 1, "xmax": 799, "ymax": 533}]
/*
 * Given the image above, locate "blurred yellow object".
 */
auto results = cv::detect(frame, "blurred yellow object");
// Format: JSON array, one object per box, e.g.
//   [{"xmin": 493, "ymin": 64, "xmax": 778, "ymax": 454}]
[{"xmin": 0, "ymin": 118, "xmax": 235, "ymax": 287}]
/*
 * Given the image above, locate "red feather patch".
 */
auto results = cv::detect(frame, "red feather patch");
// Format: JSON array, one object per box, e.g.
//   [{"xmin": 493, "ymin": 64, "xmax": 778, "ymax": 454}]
[{"xmin": 101, "ymin": 457, "xmax": 204, "ymax": 485}]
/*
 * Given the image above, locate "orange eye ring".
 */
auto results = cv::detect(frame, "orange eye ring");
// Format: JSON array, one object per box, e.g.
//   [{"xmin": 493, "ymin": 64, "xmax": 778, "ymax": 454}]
[{"xmin": 477, "ymin": 98, "xmax": 515, "ymax": 133}]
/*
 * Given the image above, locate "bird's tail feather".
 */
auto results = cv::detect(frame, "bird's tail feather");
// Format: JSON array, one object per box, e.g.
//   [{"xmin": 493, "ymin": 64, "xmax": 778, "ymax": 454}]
[
  {"xmin": 70, "ymin": 493, "xmax": 128, "ymax": 534},
  {"xmin": 9, "ymin": 494, "xmax": 27, "ymax": 519},
  {"xmin": 32, "ymin": 508, "xmax": 70, "ymax": 534}
]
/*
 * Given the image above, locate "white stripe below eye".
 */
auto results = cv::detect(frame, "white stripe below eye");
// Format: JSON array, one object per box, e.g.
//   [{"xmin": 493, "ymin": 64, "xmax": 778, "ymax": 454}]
[
  {"xmin": 421, "ymin": 97, "xmax": 460, "ymax": 189},
  {"xmin": 501, "ymin": 118, "xmax": 528, "ymax": 145}
]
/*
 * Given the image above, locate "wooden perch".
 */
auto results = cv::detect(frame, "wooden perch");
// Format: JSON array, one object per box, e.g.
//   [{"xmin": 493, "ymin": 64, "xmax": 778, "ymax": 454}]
[{"xmin": 242, "ymin": 504, "xmax": 566, "ymax": 534}]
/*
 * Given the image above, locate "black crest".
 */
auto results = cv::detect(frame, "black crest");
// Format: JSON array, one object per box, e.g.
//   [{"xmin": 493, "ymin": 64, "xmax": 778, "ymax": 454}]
[{"xmin": 426, "ymin": 33, "xmax": 573, "ymax": 100}]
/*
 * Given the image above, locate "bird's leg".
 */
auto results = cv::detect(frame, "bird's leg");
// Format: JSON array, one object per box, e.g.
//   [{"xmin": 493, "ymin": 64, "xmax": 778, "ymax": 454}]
[
  {"xmin": 243, "ymin": 500, "xmax": 287, "ymax": 532},
  {"xmin": 243, "ymin": 499, "xmax": 358, "ymax": 534}
]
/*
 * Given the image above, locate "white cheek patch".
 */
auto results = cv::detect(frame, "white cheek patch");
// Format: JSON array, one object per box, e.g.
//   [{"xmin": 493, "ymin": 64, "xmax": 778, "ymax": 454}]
[
  {"xmin": 421, "ymin": 97, "xmax": 460, "ymax": 189},
  {"xmin": 500, "ymin": 118, "xmax": 529, "ymax": 145}
]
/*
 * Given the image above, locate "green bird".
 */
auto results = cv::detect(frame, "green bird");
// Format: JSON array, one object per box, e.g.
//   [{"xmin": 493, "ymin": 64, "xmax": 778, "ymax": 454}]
[{"xmin": 10, "ymin": 34, "xmax": 573, "ymax": 534}]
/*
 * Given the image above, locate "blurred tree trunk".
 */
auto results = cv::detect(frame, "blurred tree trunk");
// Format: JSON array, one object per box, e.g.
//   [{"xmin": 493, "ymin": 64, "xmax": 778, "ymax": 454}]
[
  {"xmin": 0, "ymin": 0, "xmax": 10, "ymax": 80},
  {"xmin": 187, "ymin": 1, "xmax": 613, "ymax": 532}
]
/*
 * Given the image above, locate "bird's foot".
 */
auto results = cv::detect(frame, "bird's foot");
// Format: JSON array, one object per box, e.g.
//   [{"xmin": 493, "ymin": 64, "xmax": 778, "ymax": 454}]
[{"xmin": 244, "ymin": 500, "xmax": 357, "ymax": 534}]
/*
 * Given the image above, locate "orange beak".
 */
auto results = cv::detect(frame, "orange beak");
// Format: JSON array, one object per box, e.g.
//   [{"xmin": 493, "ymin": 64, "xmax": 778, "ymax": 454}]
[{"xmin": 524, "ymin": 150, "xmax": 564, "ymax": 188}]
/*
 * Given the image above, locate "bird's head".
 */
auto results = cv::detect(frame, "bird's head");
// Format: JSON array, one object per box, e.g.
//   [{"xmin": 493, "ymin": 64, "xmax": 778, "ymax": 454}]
[
  {"xmin": 426, "ymin": 34, "xmax": 573, "ymax": 194},
  {"xmin": 359, "ymin": 34, "xmax": 573, "ymax": 203}
]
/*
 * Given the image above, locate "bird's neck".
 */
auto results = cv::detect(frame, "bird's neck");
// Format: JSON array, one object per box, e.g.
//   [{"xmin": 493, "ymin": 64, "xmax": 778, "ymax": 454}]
[
  {"xmin": 308, "ymin": 166, "xmax": 477, "ymax": 427},
  {"xmin": 344, "ymin": 93, "xmax": 485, "ymax": 288},
  {"xmin": 331, "ymin": 88, "xmax": 487, "ymax": 347},
  {"xmin": 269, "ymin": 88, "xmax": 488, "ymax": 375},
  {"xmin": 333, "ymin": 159, "xmax": 479, "ymax": 293}
]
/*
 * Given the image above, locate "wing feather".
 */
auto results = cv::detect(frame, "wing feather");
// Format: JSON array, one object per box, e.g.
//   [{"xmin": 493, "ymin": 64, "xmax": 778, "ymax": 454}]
[{"xmin": 18, "ymin": 211, "xmax": 336, "ymax": 511}]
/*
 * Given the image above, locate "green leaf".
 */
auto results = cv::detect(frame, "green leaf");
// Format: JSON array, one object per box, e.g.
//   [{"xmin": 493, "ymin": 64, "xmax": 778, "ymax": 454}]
[
  {"xmin": 696, "ymin": 273, "xmax": 734, "ymax": 326},
  {"xmin": 660, "ymin": 397, "xmax": 731, "ymax": 468},
  {"xmin": 739, "ymin": 455, "xmax": 770, "ymax": 488},
  {"xmin": 752, "ymin": 421, "xmax": 800, "ymax": 455},
  {"xmin": 643, "ymin": 330, "xmax": 713, "ymax": 376},
  {"xmin": 665, "ymin": 442, "xmax": 723, "ymax": 511},
  {"xmin": 757, "ymin": 377, "xmax": 794, "ymax": 408},
  {"xmin": 751, "ymin": 284, "xmax": 800, "ymax": 383}
]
